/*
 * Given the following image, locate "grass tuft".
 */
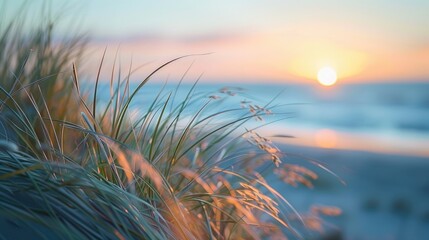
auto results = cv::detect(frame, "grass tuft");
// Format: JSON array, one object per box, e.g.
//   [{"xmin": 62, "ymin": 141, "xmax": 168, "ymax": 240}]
[{"xmin": 0, "ymin": 4, "xmax": 339, "ymax": 239}]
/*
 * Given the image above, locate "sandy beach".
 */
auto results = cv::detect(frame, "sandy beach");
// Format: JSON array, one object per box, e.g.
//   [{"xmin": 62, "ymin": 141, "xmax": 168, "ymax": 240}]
[{"xmin": 273, "ymin": 144, "xmax": 429, "ymax": 239}]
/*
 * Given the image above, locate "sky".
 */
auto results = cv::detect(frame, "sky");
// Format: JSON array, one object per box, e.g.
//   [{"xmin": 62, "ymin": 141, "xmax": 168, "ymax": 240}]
[{"xmin": 4, "ymin": 0, "xmax": 429, "ymax": 84}]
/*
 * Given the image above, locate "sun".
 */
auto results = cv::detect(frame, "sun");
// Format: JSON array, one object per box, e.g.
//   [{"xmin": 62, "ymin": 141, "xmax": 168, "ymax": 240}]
[{"xmin": 317, "ymin": 67, "xmax": 337, "ymax": 86}]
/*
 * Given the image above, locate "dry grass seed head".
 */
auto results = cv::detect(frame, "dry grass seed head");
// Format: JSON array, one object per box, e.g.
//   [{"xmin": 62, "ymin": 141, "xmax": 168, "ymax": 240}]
[
  {"xmin": 243, "ymin": 130, "xmax": 282, "ymax": 167},
  {"xmin": 274, "ymin": 164, "xmax": 318, "ymax": 188}
]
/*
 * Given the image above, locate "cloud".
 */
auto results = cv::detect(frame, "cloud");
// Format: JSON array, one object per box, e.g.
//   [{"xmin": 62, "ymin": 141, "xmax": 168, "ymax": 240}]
[{"xmin": 90, "ymin": 31, "xmax": 250, "ymax": 46}]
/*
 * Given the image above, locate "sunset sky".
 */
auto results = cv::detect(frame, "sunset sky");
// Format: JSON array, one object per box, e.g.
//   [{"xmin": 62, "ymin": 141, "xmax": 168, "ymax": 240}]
[{"xmin": 6, "ymin": 0, "xmax": 429, "ymax": 84}]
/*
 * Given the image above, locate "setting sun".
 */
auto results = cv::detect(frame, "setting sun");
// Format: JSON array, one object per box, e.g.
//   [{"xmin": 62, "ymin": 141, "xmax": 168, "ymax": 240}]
[{"xmin": 317, "ymin": 67, "xmax": 337, "ymax": 86}]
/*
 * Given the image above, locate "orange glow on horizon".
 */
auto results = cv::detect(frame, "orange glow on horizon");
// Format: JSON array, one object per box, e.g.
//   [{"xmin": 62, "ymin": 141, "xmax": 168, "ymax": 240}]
[
  {"xmin": 86, "ymin": 30, "xmax": 429, "ymax": 84},
  {"xmin": 286, "ymin": 41, "xmax": 368, "ymax": 84},
  {"xmin": 315, "ymin": 129, "xmax": 338, "ymax": 149}
]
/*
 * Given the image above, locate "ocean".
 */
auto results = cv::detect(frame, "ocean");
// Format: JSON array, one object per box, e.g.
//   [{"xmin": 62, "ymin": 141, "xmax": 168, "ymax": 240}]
[{"xmin": 95, "ymin": 81, "xmax": 429, "ymax": 157}]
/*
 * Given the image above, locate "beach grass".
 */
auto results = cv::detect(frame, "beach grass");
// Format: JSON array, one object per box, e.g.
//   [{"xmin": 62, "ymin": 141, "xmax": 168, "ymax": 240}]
[{"xmin": 0, "ymin": 5, "xmax": 339, "ymax": 240}]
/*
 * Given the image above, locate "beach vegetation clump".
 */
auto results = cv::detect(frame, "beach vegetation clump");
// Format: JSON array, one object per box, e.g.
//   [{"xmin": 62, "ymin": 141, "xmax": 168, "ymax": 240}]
[{"xmin": 0, "ymin": 5, "xmax": 338, "ymax": 239}]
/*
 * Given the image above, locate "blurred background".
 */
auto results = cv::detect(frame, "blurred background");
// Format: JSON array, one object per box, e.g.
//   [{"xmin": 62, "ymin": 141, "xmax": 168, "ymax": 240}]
[{"xmin": 5, "ymin": 1, "xmax": 429, "ymax": 239}]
